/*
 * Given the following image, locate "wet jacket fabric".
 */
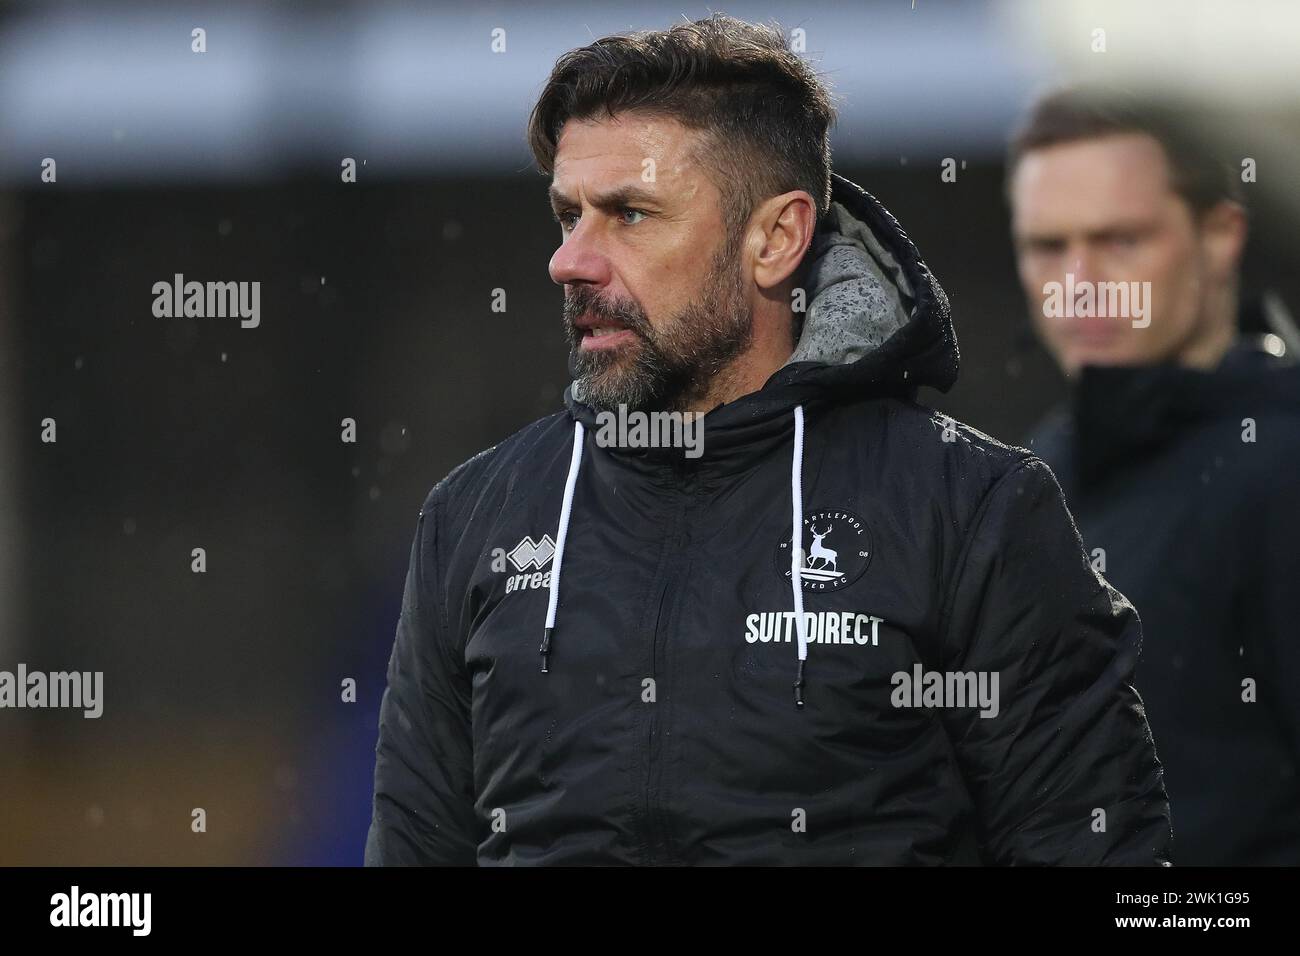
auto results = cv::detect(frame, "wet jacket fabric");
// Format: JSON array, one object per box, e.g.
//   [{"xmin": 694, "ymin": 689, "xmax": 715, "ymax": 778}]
[
  {"xmin": 365, "ymin": 172, "xmax": 1173, "ymax": 866},
  {"xmin": 1027, "ymin": 340, "xmax": 1300, "ymax": 864}
]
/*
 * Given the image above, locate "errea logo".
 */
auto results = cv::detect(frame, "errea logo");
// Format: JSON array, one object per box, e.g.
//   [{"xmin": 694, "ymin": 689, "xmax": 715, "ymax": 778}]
[
  {"xmin": 490, "ymin": 535, "xmax": 556, "ymax": 594},
  {"xmin": 508, "ymin": 535, "xmax": 555, "ymax": 571}
]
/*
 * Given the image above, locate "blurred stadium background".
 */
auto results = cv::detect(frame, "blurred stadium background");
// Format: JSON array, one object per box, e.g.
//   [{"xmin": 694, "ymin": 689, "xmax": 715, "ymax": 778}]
[{"xmin": 1, "ymin": 0, "xmax": 1296, "ymax": 864}]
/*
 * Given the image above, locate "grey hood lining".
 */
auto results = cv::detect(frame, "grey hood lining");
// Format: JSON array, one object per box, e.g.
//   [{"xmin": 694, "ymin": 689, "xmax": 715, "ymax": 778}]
[{"xmin": 783, "ymin": 199, "xmax": 917, "ymax": 369}]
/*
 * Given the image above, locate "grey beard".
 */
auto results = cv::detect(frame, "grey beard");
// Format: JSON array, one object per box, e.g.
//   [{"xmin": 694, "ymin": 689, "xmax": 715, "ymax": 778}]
[
  {"xmin": 567, "ymin": 250, "xmax": 752, "ymax": 413},
  {"xmin": 572, "ymin": 308, "xmax": 749, "ymax": 412}
]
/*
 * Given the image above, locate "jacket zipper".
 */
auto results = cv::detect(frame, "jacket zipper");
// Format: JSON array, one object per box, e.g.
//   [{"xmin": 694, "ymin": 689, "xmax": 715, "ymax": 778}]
[
  {"xmin": 643, "ymin": 480, "xmax": 694, "ymax": 864},
  {"xmin": 642, "ymin": 473, "xmax": 702, "ymax": 868}
]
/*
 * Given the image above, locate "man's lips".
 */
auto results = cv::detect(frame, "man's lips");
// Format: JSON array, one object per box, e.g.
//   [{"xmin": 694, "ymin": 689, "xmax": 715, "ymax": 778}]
[
  {"xmin": 578, "ymin": 325, "xmax": 637, "ymax": 351},
  {"xmin": 572, "ymin": 310, "xmax": 637, "ymax": 350},
  {"xmin": 1063, "ymin": 316, "xmax": 1126, "ymax": 344}
]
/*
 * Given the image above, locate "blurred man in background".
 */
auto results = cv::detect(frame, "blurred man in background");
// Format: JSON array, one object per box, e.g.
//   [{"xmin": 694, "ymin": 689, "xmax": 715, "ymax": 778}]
[{"xmin": 1010, "ymin": 86, "xmax": 1300, "ymax": 864}]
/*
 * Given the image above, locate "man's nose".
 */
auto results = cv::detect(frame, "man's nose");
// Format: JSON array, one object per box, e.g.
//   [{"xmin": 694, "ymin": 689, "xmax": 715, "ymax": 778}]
[
  {"xmin": 1065, "ymin": 244, "xmax": 1101, "ymax": 286},
  {"xmin": 548, "ymin": 221, "xmax": 612, "ymax": 287}
]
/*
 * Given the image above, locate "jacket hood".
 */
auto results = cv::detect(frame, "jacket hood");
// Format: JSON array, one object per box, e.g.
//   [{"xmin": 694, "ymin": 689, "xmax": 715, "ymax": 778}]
[
  {"xmin": 775, "ymin": 171, "xmax": 958, "ymax": 398},
  {"xmin": 562, "ymin": 171, "xmax": 959, "ymax": 436}
]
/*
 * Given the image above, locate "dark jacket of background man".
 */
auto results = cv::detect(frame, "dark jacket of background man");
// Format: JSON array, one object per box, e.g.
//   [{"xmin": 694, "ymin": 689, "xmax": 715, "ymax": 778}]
[{"xmin": 1028, "ymin": 337, "xmax": 1300, "ymax": 865}]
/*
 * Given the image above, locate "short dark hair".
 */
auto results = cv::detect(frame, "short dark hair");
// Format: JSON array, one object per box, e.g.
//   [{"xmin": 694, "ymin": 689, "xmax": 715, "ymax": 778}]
[
  {"xmin": 1007, "ymin": 85, "xmax": 1243, "ymax": 214},
  {"xmin": 527, "ymin": 13, "xmax": 837, "ymax": 239}
]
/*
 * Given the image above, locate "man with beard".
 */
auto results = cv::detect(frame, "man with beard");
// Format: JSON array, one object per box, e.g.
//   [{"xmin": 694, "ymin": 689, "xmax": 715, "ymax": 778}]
[
  {"xmin": 1009, "ymin": 86, "xmax": 1300, "ymax": 864},
  {"xmin": 365, "ymin": 14, "xmax": 1171, "ymax": 866}
]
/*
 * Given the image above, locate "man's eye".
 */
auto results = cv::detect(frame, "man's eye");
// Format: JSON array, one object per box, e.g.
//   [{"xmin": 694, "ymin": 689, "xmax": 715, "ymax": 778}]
[
  {"xmin": 1023, "ymin": 239, "xmax": 1065, "ymax": 257},
  {"xmin": 619, "ymin": 208, "xmax": 647, "ymax": 225},
  {"xmin": 553, "ymin": 211, "xmax": 578, "ymax": 231}
]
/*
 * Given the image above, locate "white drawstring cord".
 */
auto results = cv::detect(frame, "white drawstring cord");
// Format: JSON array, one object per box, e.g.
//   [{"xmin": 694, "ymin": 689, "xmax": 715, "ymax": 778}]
[
  {"xmin": 790, "ymin": 405, "xmax": 808, "ymax": 708},
  {"xmin": 541, "ymin": 420, "xmax": 585, "ymax": 673}
]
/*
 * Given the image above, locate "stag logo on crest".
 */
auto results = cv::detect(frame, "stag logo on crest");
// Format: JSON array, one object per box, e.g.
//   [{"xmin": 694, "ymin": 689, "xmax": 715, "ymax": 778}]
[{"xmin": 775, "ymin": 509, "xmax": 873, "ymax": 592}]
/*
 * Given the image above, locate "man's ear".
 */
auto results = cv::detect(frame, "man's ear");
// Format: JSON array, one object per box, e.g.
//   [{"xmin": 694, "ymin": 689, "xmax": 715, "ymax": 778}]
[
  {"xmin": 1199, "ymin": 199, "xmax": 1248, "ymax": 282},
  {"xmin": 751, "ymin": 190, "xmax": 818, "ymax": 292}
]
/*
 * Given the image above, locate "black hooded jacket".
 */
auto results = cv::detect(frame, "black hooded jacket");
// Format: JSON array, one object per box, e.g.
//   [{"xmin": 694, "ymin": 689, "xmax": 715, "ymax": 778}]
[
  {"xmin": 364, "ymin": 173, "xmax": 1172, "ymax": 866},
  {"xmin": 1026, "ymin": 339, "xmax": 1300, "ymax": 864}
]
